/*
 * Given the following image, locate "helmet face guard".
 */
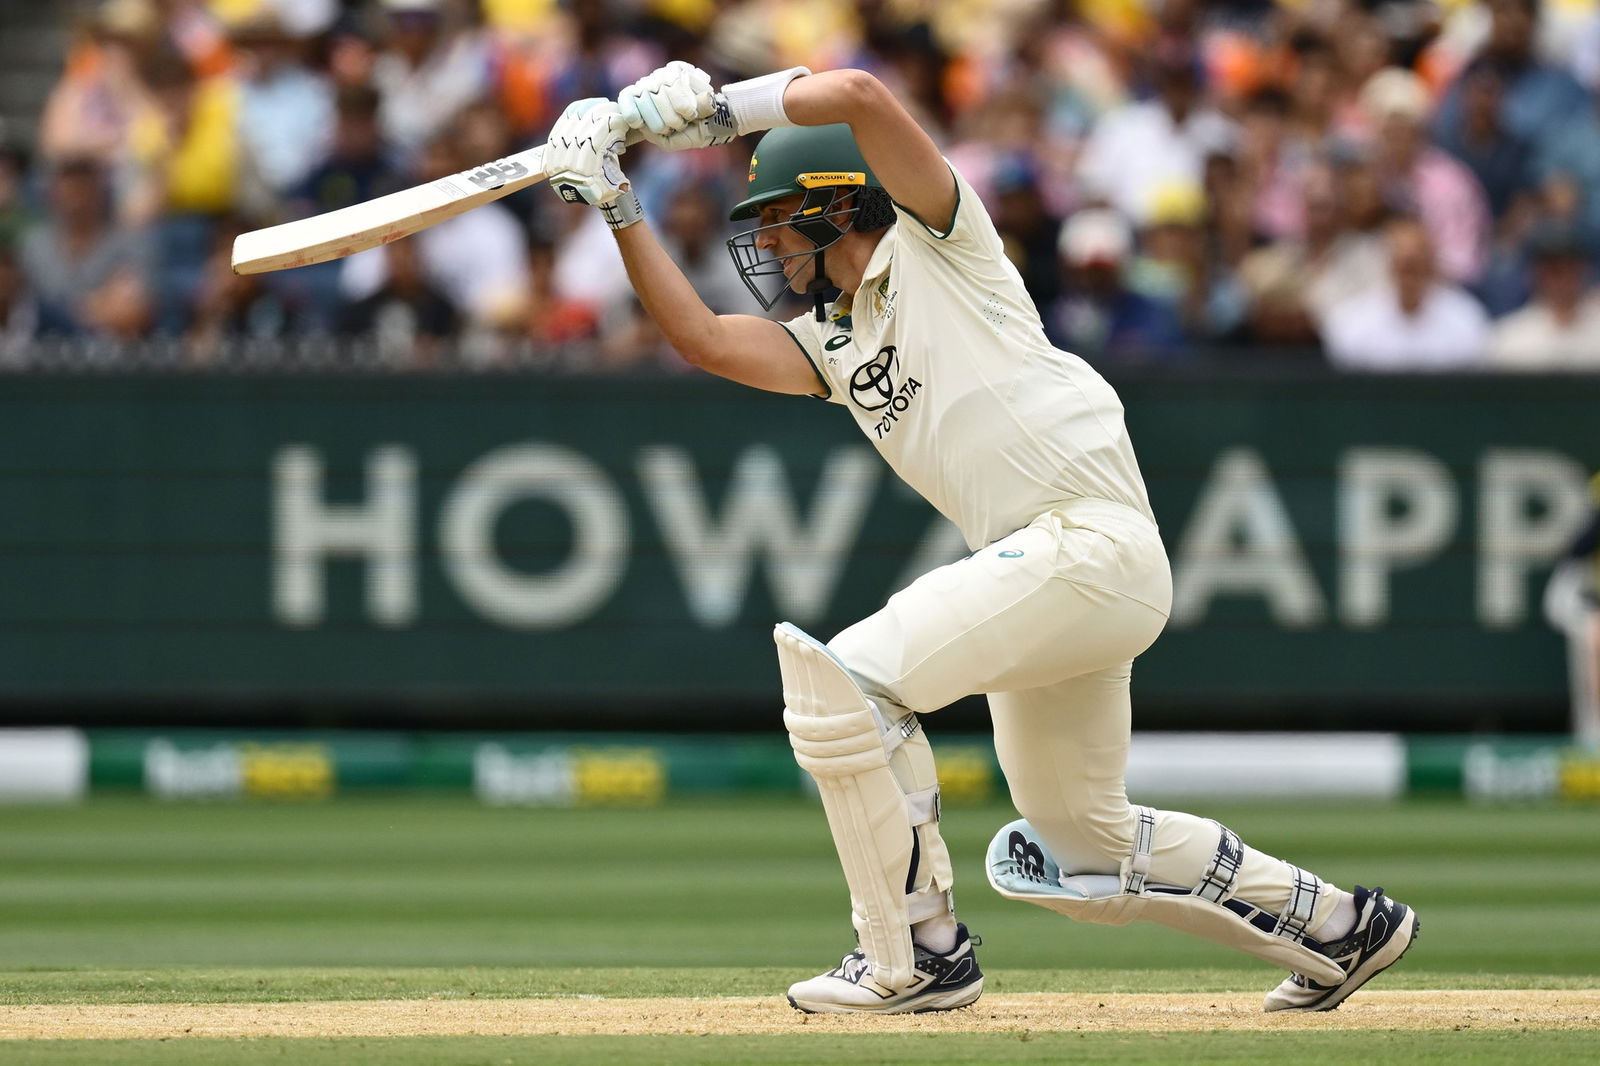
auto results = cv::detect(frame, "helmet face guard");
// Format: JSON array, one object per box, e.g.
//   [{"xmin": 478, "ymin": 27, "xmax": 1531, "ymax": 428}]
[{"xmin": 726, "ymin": 185, "xmax": 862, "ymax": 311}]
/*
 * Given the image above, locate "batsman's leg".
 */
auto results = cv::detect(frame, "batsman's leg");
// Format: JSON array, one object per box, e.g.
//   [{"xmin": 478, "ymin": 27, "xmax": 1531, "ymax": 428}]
[
  {"xmin": 776, "ymin": 623, "xmax": 979, "ymax": 1014},
  {"xmin": 777, "ymin": 503, "xmax": 1166, "ymax": 1013},
  {"xmin": 988, "ymin": 668, "xmax": 1418, "ymax": 1011}
]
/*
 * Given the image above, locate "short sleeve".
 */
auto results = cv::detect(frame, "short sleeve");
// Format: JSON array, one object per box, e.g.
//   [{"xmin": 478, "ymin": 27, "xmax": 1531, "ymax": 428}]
[
  {"xmin": 891, "ymin": 161, "xmax": 1009, "ymax": 269},
  {"xmin": 780, "ymin": 310, "xmax": 841, "ymax": 402}
]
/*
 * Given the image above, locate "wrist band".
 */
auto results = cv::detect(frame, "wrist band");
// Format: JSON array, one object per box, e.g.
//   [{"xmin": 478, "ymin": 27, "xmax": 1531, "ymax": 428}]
[
  {"xmin": 601, "ymin": 188, "xmax": 644, "ymax": 230},
  {"xmin": 720, "ymin": 66, "xmax": 811, "ymax": 136}
]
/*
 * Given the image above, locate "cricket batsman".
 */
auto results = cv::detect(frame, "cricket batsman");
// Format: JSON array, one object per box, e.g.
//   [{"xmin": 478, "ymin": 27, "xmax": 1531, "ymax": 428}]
[{"xmin": 540, "ymin": 62, "xmax": 1419, "ymax": 1014}]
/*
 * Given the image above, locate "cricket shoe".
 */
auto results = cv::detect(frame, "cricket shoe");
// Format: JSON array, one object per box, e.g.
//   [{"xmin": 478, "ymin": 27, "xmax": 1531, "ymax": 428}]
[
  {"xmin": 1263, "ymin": 885, "xmax": 1418, "ymax": 1012},
  {"xmin": 786, "ymin": 924, "xmax": 984, "ymax": 1014}
]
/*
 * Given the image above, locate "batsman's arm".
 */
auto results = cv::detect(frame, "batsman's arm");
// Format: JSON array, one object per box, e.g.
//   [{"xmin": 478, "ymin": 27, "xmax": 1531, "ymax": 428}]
[
  {"xmin": 611, "ymin": 222, "xmax": 825, "ymax": 396},
  {"xmin": 779, "ymin": 70, "xmax": 957, "ymax": 235}
]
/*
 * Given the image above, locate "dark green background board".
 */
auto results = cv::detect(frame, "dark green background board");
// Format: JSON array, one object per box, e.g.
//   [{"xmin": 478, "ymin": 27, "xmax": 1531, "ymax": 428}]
[{"xmin": 2, "ymin": 372, "xmax": 1594, "ymax": 721}]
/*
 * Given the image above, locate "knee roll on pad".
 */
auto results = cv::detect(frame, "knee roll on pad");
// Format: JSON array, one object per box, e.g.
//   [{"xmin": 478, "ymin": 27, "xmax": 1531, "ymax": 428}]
[
  {"xmin": 777, "ymin": 622, "xmax": 947, "ymax": 990},
  {"xmin": 985, "ymin": 815, "xmax": 1345, "ymax": 985}
]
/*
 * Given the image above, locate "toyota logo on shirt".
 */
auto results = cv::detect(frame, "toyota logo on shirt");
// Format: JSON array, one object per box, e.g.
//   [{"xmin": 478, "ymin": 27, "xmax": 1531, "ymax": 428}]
[{"xmin": 849, "ymin": 345, "xmax": 899, "ymax": 411}]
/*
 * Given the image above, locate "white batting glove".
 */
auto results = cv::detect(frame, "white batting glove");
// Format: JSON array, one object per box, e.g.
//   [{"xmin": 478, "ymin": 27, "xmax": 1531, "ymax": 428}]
[
  {"xmin": 646, "ymin": 96, "xmax": 739, "ymax": 151},
  {"xmin": 617, "ymin": 60, "xmax": 715, "ymax": 138},
  {"xmin": 545, "ymin": 98, "xmax": 642, "ymax": 229}
]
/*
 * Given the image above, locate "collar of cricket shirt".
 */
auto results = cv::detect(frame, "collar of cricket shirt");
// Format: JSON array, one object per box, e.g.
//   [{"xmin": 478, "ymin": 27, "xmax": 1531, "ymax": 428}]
[{"xmin": 859, "ymin": 223, "xmax": 896, "ymax": 289}]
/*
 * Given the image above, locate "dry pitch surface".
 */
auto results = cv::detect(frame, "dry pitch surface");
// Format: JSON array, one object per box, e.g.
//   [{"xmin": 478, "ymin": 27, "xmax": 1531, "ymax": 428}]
[{"xmin": 3, "ymin": 990, "xmax": 1596, "ymax": 1040}]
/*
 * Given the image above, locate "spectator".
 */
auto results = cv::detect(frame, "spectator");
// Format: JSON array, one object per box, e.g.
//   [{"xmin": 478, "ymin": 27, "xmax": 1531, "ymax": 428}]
[
  {"xmin": 149, "ymin": 0, "xmax": 233, "ymax": 79},
  {"xmin": 521, "ymin": 236, "xmax": 599, "ymax": 351},
  {"xmin": 124, "ymin": 48, "xmax": 254, "ymax": 224},
  {"xmin": 124, "ymin": 49, "xmax": 262, "ymax": 332},
  {"xmin": 372, "ymin": 0, "xmax": 492, "ymax": 160},
  {"xmin": 1235, "ymin": 86, "xmax": 1311, "ymax": 244},
  {"xmin": 1327, "ymin": 9, "xmax": 1395, "ymax": 139},
  {"xmin": 1046, "ymin": 207, "xmax": 1185, "ymax": 361},
  {"xmin": 1433, "ymin": 59, "xmax": 1535, "ymax": 220},
  {"xmin": 1489, "ymin": 225, "xmax": 1600, "ymax": 370},
  {"xmin": 18, "ymin": 157, "xmax": 151, "ymax": 339},
  {"xmin": 289, "ymin": 84, "xmax": 403, "ymax": 219},
  {"xmin": 990, "ymin": 157, "xmax": 1063, "ymax": 309},
  {"xmin": 1074, "ymin": 40, "xmax": 1236, "ymax": 225},
  {"xmin": 542, "ymin": 0, "xmax": 659, "ymax": 130},
  {"xmin": 869, "ymin": 23, "xmax": 953, "ymax": 145},
  {"xmin": 339, "ymin": 132, "xmax": 529, "ymax": 330},
  {"xmin": 1237, "ymin": 162, "xmax": 1373, "ymax": 348},
  {"xmin": 186, "ymin": 218, "xmax": 297, "ymax": 357},
  {"xmin": 23, "ymin": 0, "xmax": 1598, "ymax": 370},
  {"xmin": 1432, "ymin": 0, "xmax": 1590, "ymax": 149},
  {"xmin": 454, "ymin": 97, "xmax": 543, "ymax": 238},
  {"xmin": 1322, "ymin": 217, "xmax": 1489, "ymax": 371},
  {"xmin": 1284, "ymin": 34, "xmax": 1340, "ymax": 150},
  {"xmin": 1531, "ymin": 90, "xmax": 1600, "ymax": 262},
  {"xmin": 482, "ymin": 1, "xmax": 566, "ymax": 138},
  {"xmin": 1304, "ymin": 151, "xmax": 1394, "ymax": 324},
  {"xmin": 549, "ymin": 197, "xmax": 632, "ymax": 319},
  {"xmin": 273, "ymin": 84, "xmax": 405, "ymax": 333},
  {"xmin": 254, "ymin": 0, "xmax": 339, "ymax": 40},
  {"xmin": 1126, "ymin": 181, "xmax": 1244, "ymax": 343},
  {"xmin": 230, "ymin": 11, "xmax": 334, "ymax": 199},
  {"xmin": 1360, "ymin": 67, "xmax": 1492, "ymax": 285},
  {"xmin": 946, "ymin": 86, "xmax": 1050, "ymax": 210},
  {"xmin": 36, "ymin": 0, "xmax": 157, "ymax": 167},
  {"xmin": 1200, "ymin": 150, "xmax": 1252, "ymax": 274},
  {"xmin": 338, "ymin": 234, "xmax": 459, "ymax": 368},
  {"xmin": 707, "ymin": 0, "xmax": 864, "ymax": 83},
  {"xmin": 1571, "ymin": 9, "xmax": 1600, "ymax": 92},
  {"xmin": 595, "ymin": 296, "xmax": 674, "ymax": 372},
  {"xmin": 0, "ymin": 145, "xmax": 30, "ymax": 250},
  {"xmin": 1014, "ymin": 0, "xmax": 1127, "ymax": 145},
  {"xmin": 655, "ymin": 180, "xmax": 765, "ymax": 316},
  {"xmin": 0, "ymin": 241, "xmax": 38, "ymax": 362}
]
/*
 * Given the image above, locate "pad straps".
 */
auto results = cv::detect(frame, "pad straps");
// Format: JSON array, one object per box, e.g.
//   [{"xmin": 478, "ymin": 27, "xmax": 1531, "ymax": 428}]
[
  {"xmin": 1194, "ymin": 822, "xmax": 1244, "ymax": 904},
  {"xmin": 1273, "ymin": 864, "xmax": 1322, "ymax": 943},
  {"xmin": 879, "ymin": 711, "xmax": 922, "ymax": 759},
  {"xmin": 1121, "ymin": 806, "xmax": 1157, "ymax": 894},
  {"xmin": 1125, "ymin": 809, "xmax": 1321, "ymax": 948}
]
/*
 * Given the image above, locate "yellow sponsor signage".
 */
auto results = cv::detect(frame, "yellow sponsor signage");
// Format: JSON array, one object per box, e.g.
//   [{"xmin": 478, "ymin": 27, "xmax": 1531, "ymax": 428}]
[
  {"xmin": 239, "ymin": 742, "xmax": 334, "ymax": 799},
  {"xmin": 573, "ymin": 747, "xmax": 666, "ymax": 805},
  {"xmin": 935, "ymin": 746, "xmax": 994, "ymax": 803},
  {"xmin": 1559, "ymin": 753, "xmax": 1600, "ymax": 800}
]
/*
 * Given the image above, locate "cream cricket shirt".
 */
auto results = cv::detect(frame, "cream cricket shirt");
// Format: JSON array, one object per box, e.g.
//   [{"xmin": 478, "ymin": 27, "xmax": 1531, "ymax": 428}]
[{"xmin": 783, "ymin": 165, "xmax": 1156, "ymax": 551}]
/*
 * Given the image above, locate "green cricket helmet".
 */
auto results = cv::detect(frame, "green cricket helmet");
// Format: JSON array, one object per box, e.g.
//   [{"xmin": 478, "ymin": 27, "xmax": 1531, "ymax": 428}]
[{"xmin": 726, "ymin": 124, "xmax": 896, "ymax": 315}]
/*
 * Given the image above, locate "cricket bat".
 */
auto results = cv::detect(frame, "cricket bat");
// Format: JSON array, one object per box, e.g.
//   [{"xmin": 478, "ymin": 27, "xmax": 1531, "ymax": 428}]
[{"xmin": 231, "ymin": 144, "xmax": 557, "ymax": 274}]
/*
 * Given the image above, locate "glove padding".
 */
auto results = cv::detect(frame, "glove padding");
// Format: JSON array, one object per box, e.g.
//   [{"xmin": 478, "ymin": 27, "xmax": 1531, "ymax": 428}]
[
  {"xmin": 645, "ymin": 97, "xmax": 738, "ymax": 151},
  {"xmin": 618, "ymin": 60, "xmax": 715, "ymax": 138},
  {"xmin": 544, "ymin": 98, "xmax": 632, "ymax": 207}
]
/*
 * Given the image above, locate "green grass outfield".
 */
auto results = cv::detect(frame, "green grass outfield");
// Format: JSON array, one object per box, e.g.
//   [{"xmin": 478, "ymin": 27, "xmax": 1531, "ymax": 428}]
[{"xmin": 0, "ymin": 796, "xmax": 1596, "ymax": 1064}]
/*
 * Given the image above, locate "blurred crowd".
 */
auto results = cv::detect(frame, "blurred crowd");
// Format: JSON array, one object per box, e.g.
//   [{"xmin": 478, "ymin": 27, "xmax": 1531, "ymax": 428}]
[{"xmin": 3, "ymin": 0, "xmax": 1600, "ymax": 371}]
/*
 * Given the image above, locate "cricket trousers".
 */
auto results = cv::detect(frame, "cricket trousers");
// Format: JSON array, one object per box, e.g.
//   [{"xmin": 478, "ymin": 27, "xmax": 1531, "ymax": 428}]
[{"xmin": 826, "ymin": 497, "xmax": 1341, "ymax": 934}]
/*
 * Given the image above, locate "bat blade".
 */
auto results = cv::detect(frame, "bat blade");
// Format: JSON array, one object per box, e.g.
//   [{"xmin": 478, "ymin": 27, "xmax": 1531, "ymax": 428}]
[{"xmin": 231, "ymin": 145, "xmax": 550, "ymax": 275}]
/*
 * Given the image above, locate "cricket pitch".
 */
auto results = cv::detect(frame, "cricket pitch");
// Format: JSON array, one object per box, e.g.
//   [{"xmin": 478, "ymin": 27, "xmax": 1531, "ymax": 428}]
[{"xmin": 3, "ymin": 990, "xmax": 1596, "ymax": 1039}]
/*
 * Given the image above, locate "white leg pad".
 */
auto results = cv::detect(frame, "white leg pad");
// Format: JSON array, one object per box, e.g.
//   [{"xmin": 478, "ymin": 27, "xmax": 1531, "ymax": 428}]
[
  {"xmin": 777, "ymin": 622, "xmax": 920, "ymax": 990},
  {"xmin": 986, "ymin": 817, "xmax": 1345, "ymax": 985}
]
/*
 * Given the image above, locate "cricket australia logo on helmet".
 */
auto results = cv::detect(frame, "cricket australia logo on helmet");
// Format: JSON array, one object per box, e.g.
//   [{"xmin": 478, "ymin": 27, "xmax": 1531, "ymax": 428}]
[{"xmin": 850, "ymin": 345, "xmax": 899, "ymax": 410}]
